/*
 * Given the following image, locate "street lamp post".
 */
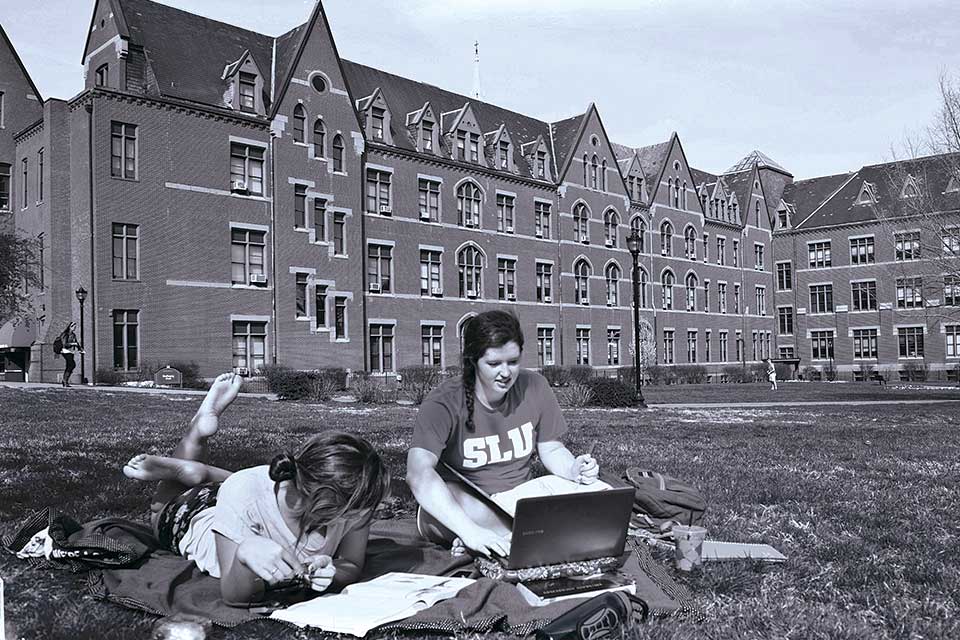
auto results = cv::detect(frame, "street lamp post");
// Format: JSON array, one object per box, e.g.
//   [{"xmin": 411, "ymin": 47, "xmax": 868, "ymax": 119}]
[
  {"xmin": 626, "ymin": 230, "xmax": 647, "ymax": 408},
  {"xmin": 75, "ymin": 286, "xmax": 88, "ymax": 384}
]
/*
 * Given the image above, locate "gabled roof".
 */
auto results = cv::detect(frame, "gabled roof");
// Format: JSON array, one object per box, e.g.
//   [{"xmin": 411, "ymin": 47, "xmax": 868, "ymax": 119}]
[
  {"xmin": 690, "ymin": 167, "xmax": 718, "ymax": 187},
  {"xmin": 634, "ymin": 139, "xmax": 672, "ymax": 187},
  {"xmin": 273, "ymin": 22, "xmax": 308, "ymax": 102},
  {"xmin": 726, "ymin": 149, "xmax": 792, "ymax": 176},
  {"xmin": 81, "ymin": 0, "xmax": 129, "ymax": 62},
  {"xmin": 781, "ymin": 172, "xmax": 856, "ymax": 229},
  {"xmin": 0, "ymin": 23, "xmax": 43, "ymax": 102},
  {"xmin": 549, "ymin": 112, "xmax": 587, "ymax": 179},
  {"xmin": 721, "ymin": 168, "xmax": 753, "ymax": 212}
]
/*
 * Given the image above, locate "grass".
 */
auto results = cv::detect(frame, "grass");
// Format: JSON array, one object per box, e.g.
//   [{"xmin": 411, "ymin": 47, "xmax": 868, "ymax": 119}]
[
  {"xmin": 1, "ymin": 385, "xmax": 959, "ymax": 639},
  {"xmin": 639, "ymin": 380, "xmax": 960, "ymax": 404}
]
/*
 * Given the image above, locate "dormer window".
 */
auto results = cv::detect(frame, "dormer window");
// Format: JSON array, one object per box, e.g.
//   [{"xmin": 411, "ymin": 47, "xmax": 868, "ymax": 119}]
[
  {"xmin": 778, "ymin": 209, "xmax": 790, "ymax": 229},
  {"xmin": 95, "ymin": 64, "xmax": 109, "ymax": 88},
  {"xmin": 456, "ymin": 132, "xmax": 467, "ymax": 160},
  {"xmin": 469, "ymin": 133, "xmax": 480, "ymax": 162},
  {"xmin": 371, "ymin": 107, "xmax": 385, "ymax": 141},
  {"xmin": 857, "ymin": 182, "xmax": 877, "ymax": 205},
  {"xmin": 499, "ymin": 140, "xmax": 510, "ymax": 170},
  {"xmin": 421, "ymin": 120, "xmax": 434, "ymax": 152},
  {"xmin": 239, "ymin": 73, "xmax": 256, "ymax": 113},
  {"xmin": 536, "ymin": 151, "xmax": 546, "ymax": 178},
  {"xmin": 901, "ymin": 175, "xmax": 920, "ymax": 199}
]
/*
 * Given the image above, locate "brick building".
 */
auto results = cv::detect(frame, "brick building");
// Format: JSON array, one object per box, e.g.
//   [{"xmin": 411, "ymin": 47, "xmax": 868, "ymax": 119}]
[{"xmin": 5, "ymin": 0, "xmax": 953, "ymax": 384}]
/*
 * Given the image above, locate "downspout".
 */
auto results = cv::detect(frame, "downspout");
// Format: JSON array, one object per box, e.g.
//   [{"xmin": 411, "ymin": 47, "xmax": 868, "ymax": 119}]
[
  {"xmin": 359, "ymin": 145, "xmax": 369, "ymax": 375},
  {"xmin": 85, "ymin": 97, "xmax": 97, "ymax": 385},
  {"xmin": 269, "ymin": 38, "xmax": 279, "ymax": 366},
  {"xmin": 555, "ymin": 187, "xmax": 564, "ymax": 366}
]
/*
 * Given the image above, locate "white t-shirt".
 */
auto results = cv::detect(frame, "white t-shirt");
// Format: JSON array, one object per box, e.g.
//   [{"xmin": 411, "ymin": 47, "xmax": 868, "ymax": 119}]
[{"xmin": 178, "ymin": 466, "xmax": 353, "ymax": 578}]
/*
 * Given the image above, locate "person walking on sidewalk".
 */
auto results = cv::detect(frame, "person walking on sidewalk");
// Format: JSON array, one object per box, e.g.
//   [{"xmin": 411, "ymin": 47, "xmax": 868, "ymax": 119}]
[
  {"xmin": 764, "ymin": 358, "xmax": 778, "ymax": 392},
  {"xmin": 58, "ymin": 322, "xmax": 83, "ymax": 387}
]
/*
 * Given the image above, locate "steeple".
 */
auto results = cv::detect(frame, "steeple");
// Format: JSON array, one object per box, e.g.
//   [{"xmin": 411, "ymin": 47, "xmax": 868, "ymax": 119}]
[{"xmin": 472, "ymin": 40, "xmax": 481, "ymax": 100}]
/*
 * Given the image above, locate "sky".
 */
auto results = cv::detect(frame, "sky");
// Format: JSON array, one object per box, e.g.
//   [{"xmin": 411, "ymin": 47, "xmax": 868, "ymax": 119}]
[{"xmin": 5, "ymin": 0, "xmax": 960, "ymax": 179}]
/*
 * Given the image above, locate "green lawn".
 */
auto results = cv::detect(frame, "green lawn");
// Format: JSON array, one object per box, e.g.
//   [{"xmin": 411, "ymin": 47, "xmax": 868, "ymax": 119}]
[
  {"xmin": 1, "ymin": 386, "xmax": 958, "ymax": 639},
  {"xmin": 639, "ymin": 380, "xmax": 960, "ymax": 404}
]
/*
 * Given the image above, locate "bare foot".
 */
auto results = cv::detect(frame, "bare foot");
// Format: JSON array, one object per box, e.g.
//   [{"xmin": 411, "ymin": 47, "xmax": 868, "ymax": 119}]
[
  {"xmin": 123, "ymin": 453, "xmax": 207, "ymax": 485},
  {"xmin": 194, "ymin": 373, "xmax": 243, "ymax": 431}
]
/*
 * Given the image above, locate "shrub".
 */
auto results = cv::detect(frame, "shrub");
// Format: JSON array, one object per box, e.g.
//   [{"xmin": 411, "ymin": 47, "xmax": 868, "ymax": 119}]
[
  {"xmin": 857, "ymin": 362, "xmax": 876, "ymax": 382},
  {"xmin": 646, "ymin": 365, "xmax": 665, "ymax": 386},
  {"xmin": 617, "ymin": 366, "xmax": 637, "ymax": 385},
  {"xmin": 399, "ymin": 365, "xmax": 443, "ymax": 405},
  {"xmin": 675, "ymin": 364, "xmax": 707, "ymax": 384},
  {"xmin": 586, "ymin": 378, "xmax": 639, "ymax": 407},
  {"xmin": 558, "ymin": 382, "xmax": 594, "ymax": 407},
  {"xmin": 800, "ymin": 365, "xmax": 821, "ymax": 381},
  {"xmin": 901, "ymin": 361, "xmax": 929, "ymax": 382},
  {"xmin": 748, "ymin": 362, "xmax": 768, "ymax": 383},
  {"xmin": 95, "ymin": 368, "xmax": 124, "ymax": 386},
  {"xmin": 351, "ymin": 372, "xmax": 380, "ymax": 404},
  {"xmin": 775, "ymin": 363, "xmax": 793, "ymax": 381},
  {"xmin": 822, "ymin": 361, "xmax": 838, "ymax": 382},
  {"xmin": 443, "ymin": 365, "xmax": 462, "ymax": 380},
  {"xmin": 567, "ymin": 365, "xmax": 594, "ymax": 385},
  {"xmin": 722, "ymin": 365, "xmax": 748, "ymax": 383},
  {"xmin": 542, "ymin": 365, "xmax": 570, "ymax": 387},
  {"xmin": 262, "ymin": 366, "xmax": 344, "ymax": 401},
  {"xmin": 158, "ymin": 361, "xmax": 208, "ymax": 390}
]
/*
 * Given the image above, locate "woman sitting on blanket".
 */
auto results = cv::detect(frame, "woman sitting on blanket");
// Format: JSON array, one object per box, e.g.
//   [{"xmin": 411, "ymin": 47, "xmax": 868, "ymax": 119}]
[
  {"xmin": 407, "ymin": 310, "xmax": 599, "ymax": 559},
  {"xmin": 123, "ymin": 372, "xmax": 390, "ymax": 606}
]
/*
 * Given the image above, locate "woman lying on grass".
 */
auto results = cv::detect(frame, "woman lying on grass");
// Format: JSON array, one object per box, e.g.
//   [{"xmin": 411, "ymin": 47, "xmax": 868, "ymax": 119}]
[{"xmin": 123, "ymin": 372, "xmax": 390, "ymax": 606}]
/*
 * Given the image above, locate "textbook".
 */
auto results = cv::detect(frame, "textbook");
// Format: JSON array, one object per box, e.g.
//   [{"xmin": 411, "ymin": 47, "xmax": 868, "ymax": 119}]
[
  {"xmin": 516, "ymin": 574, "xmax": 635, "ymax": 607},
  {"xmin": 270, "ymin": 572, "xmax": 475, "ymax": 636},
  {"xmin": 492, "ymin": 475, "xmax": 614, "ymax": 517},
  {"xmin": 700, "ymin": 541, "xmax": 787, "ymax": 563}
]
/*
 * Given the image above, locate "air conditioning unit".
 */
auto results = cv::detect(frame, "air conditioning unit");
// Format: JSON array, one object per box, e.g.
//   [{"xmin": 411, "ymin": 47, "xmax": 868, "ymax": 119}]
[
  {"xmin": 466, "ymin": 291, "xmax": 478, "ymax": 299},
  {"xmin": 580, "ymin": 298, "xmax": 589, "ymax": 306},
  {"xmin": 581, "ymin": 238, "xmax": 590, "ymax": 244},
  {"xmin": 605, "ymin": 239, "xmax": 614, "ymax": 247},
  {"xmin": 543, "ymin": 295, "xmax": 552, "ymax": 303},
  {"xmin": 420, "ymin": 210, "xmax": 431, "ymax": 221},
  {"xmin": 535, "ymin": 231, "xmax": 543, "ymax": 238},
  {"xmin": 236, "ymin": 367, "xmax": 250, "ymax": 376},
  {"xmin": 379, "ymin": 204, "xmax": 392, "ymax": 214},
  {"xmin": 507, "ymin": 293, "xmax": 516, "ymax": 301},
  {"xmin": 369, "ymin": 282, "xmax": 381, "ymax": 293},
  {"xmin": 506, "ymin": 225, "xmax": 514, "ymax": 233},
  {"xmin": 249, "ymin": 273, "xmax": 268, "ymax": 285},
  {"xmin": 431, "ymin": 285, "xmax": 443, "ymax": 296},
  {"xmin": 231, "ymin": 179, "xmax": 248, "ymax": 193}
]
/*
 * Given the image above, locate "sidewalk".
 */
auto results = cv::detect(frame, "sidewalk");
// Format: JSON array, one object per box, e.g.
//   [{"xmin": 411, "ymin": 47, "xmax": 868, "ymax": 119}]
[
  {"xmin": 0, "ymin": 380, "xmax": 277, "ymax": 400},
  {"xmin": 651, "ymin": 398, "xmax": 960, "ymax": 409}
]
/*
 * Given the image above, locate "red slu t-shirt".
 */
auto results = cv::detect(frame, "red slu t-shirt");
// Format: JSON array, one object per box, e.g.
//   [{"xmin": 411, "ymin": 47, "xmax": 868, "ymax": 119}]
[{"xmin": 411, "ymin": 369, "xmax": 567, "ymax": 495}]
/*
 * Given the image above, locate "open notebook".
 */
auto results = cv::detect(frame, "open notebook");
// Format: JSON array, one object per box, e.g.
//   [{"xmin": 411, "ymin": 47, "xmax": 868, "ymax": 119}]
[{"xmin": 270, "ymin": 572, "xmax": 474, "ymax": 636}]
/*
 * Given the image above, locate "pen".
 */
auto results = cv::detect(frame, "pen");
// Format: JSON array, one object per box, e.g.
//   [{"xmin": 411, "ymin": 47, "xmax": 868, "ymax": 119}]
[{"xmin": 587, "ymin": 441, "xmax": 597, "ymax": 458}]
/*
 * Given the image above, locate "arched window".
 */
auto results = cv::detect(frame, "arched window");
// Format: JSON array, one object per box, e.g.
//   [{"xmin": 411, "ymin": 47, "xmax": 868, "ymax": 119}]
[
  {"xmin": 661, "ymin": 270, "xmax": 675, "ymax": 310},
  {"xmin": 756, "ymin": 201, "xmax": 762, "ymax": 226},
  {"xmin": 682, "ymin": 181, "xmax": 688, "ymax": 210},
  {"xmin": 574, "ymin": 259, "xmax": 591, "ymax": 305},
  {"xmin": 684, "ymin": 226, "xmax": 697, "ymax": 260},
  {"xmin": 313, "ymin": 119, "xmax": 326, "ymax": 158},
  {"xmin": 457, "ymin": 182, "xmax": 482, "ymax": 228},
  {"xmin": 660, "ymin": 221, "xmax": 673, "ymax": 256},
  {"xmin": 685, "ymin": 273, "xmax": 698, "ymax": 312},
  {"xmin": 573, "ymin": 203, "xmax": 589, "ymax": 243},
  {"xmin": 331, "ymin": 134, "xmax": 344, "ymax": 172},
  {"xmin": 583, "ymin": 154, "xmax": 588, "ymax": 186},
  {"xmin": 605, "ymin": 263, "xmax": 621, "ymax": 307},
  {"xmin": 590, "ymin": 155, "xmax": 599, "ymax": 190},
  {"xmin": 604, "ymin": 210, "xmax": 620, "ymax": 247},
  {"xmin": 631, "ymin": 217, "xmax": 646, "ymax": 253},
  {"xmin": 639, "ymin": 267, "xmax": 649, "ymax": 308},
  {"xmin": 601, "ymin": 159, "xmax": 608, "ymax": 191},
  {"xmin": 293, "ymin": 104, "xmax": 306, "ymax": 143},
  {"xmin": 673, "ymin": 180, "xmax": 680, "ymax": 208},
  {"xmin": 458, "ymin": 246, "xmax": 483, "ymax": 298}
]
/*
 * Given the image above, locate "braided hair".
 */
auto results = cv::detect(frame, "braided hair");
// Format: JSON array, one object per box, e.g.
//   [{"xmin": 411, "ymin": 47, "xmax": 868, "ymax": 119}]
[{"xmin": 461, "ymin": 310, "xmax": 524, "ymax": 433}]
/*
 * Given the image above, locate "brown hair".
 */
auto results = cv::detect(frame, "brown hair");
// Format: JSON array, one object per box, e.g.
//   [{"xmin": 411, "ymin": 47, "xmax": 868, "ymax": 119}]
[{"xmin": 461, "ymin": 310, "xmax": 524, "ymax": 433}]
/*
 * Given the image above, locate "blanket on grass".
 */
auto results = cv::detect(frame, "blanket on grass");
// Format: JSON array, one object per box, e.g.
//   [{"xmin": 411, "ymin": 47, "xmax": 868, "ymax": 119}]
[{"xmin": 3, "ymin": 509, "xmax": 700, "ymax": 635}]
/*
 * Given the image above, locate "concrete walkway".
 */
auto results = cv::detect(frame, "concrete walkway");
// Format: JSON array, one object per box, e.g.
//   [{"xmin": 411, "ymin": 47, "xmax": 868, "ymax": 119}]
[
  {"xmin": 0, "ymin": 380, "xmax": 277, "ymax": 400},
  {"xmin": 650, "ymin": 398, "xmax": 960, "ymax": 409}
]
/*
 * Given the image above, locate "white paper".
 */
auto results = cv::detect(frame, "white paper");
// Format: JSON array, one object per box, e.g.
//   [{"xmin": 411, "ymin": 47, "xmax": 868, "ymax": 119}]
[{"xmin": 492, "ymin": 475, "xmax": 613, "ymax": 517}]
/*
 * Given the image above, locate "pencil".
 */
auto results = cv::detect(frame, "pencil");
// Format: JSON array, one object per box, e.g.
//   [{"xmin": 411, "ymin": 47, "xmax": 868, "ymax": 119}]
[{"xmin": 587, "ymin": 441, "xmax": 597, "ymax": 457}]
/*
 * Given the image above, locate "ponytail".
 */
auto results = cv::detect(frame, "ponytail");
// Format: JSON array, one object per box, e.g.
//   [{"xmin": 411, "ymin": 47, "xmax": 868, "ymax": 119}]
[
  {"xmin": 269, "ymin": 453, "xmax": 298, "ymax": 482},
  {"xmin": 462, "ymin": 358, "xmax": 477, "ymax": 433}
]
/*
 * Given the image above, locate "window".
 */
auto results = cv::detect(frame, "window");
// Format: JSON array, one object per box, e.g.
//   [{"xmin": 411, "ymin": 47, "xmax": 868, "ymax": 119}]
[
  {"xmin": 457, "ymin": 182, "xmax": 481, "ymax": 228},
  {"xmin": 776, "ymin": 262, "xmax": 792, "ymax": 291},
  {"xmin": 607, "ymin": 328, "xmax": 621, "ymax": 366},
  {"xmin": 313, "ymin": 119, "xmax": 326, "ymax": 158},
  {"xmin": 574, "ymin": 260, "xmax": 591, "ymax": 305},
  {"xmin": 537, "ymin": 327, "xmax": 555, "ymax": 366},
  {"xmin": 942, "ymin": 228, "xmax": 960, "ymax": 256},
  {"xmin": 367, "ymin": 244, "xmax": 392, "ymax": 293},
  {"xmin": 112, "ymin": 310, "xmax": 139, "ymax": 371},
  {"xmin": 660, "ymin": 221, "xmax": 673, "ymax": 256},
  {"xmin": 0, "ymin": 163, "xmax": 9, "ymax": 210},
  {"xmin": 498, "ymin": 258, "xmax": 517, "ymax": 300},
  {"xmin": 110, "ymin": 122, "xmax": 137, "ymax": 179},
  {"xmin": 421, "ymin": 325, "xmax": 443, "ymax": 366},
  {"xmin": 687, "ymin": 331, "xmax": 697, "ymax": 363},
  {"xmin": 756, "ymin": 286, "xmax": 766, "ymax": 316},
  {"xmin": 332, "ymin": 212, "xmax": 346, "ymax": 255},
  {"xmin": 719, "ymin": 331, "xmax": 728, "ymax": 362},
  {"xmin": 705, "ymin": 330, "xmax": 712, "ymax": 362},
  {"xmin": 295, "ymin": 273, "xmax": 308, "ymax": 317},
  {"xmin": 852, "ymin": 280, "xmax": 877, "ymax": 311},
  {"xmin": 420, "ymin": 249, "xmax": 442, "ymax": 296},
  {"xmin": 631, "ymin": 217, "xmax": 646, "ymax": 252},
  {"xmin": 946, "ymin": 276, "xmax": 960, "ymax": 307},
  {"xmin": 779, "ymin": 346, "xmax": 795, "ymax": 360},
  {"xmin": 294, "ymin": 185, "xmax": 306, "ymax": 228},
  {"xmin": 605, "ymin": 263, "xmax": 621, "ymax": 306},
  {"xmin": 808, "ymin": 241, "xmax": 832, "ymax": 268},
  {"xmin": 331, "ymin": 135, "xmax": 344, "ymax": 172},
  {"xmin": 239, "ymin": 72, "xmax": 256, "ymax": 112},
  {"xmin": 573, "ymin": 203, "xmax": 590, "ymax": 243},
  {"xmin": 36, "ymin": 149, "xmax": 43, "ymax": 202},
  {"xmin": 733, "ymin": 284, "xmax": 741, "ymax": 314},
  {"xmin": 946, "ymin": 325, "xmax": 960, "ymax": 358},
  {"xmin": 898, "ymin": 326, "xmax": 924, "ymax": 358},
  {"xmin": 590, "ymin": 155, "xmax": 599, "ymax": 189},
  {"xmin": 35, "ymin": 233, "xmax": 45, "ymax": 291},
  {"xmin": 95, "ymin": 64, "xmax": 109, "ymax": 87},
  {"xmin": 896, "ymin": 277, "xmax": 923, "ymax": 309},
  {"xmin": 497, "ymin": 194, "xmax": 515, "ymax": 233},
  {"xmin": 498, "ymin": 140, "xmax": 510, "ymax": 170},
  {"xmin": 421, "ymin": 120, "xmax": 434, "ymax": 152},
  {"xmin": 469, "ymin": 133, "xmax": 480, "ymax": 163},
  {"xmin": 895, "ymin": 231, "xmax": 921, "ymax": 261},
  {"xmin": 292, "ymin": 104, "xmax": 306, "ymax": 143},
  {"xmin": 21, "ymin": 158, "xmax": 27, "ymax": 205},
  {"xmin": 536, "ymin": 262, "xmax": 553, "ymax": 302},
  {"xmin": 850, "ymin": 236, "xmax": 875, "ymax": 264},
  {"xmin": 457, "ymin": 132, "xmax": 467, "ymax": 161},
  {"xmin": 685, "ymin": 273, "xmax": 698, "ymax": 312},
  {"xmin": 778, "ymin": 209, "xmax": 789, "ymax": 229},
  {"xmin": 315, "ymin": 286, "xmax": 327, "ymax": 328},
  {"xmin": 811, "ymin": 330, "xmax": 834, "ymax": 360},
  {"xmin": 752, "ymin": 332, "xmax": 758, "ymax": 361},
  {"xmin": 716, "ymin": 237, "xmax": 726, "ymax": 265},
  {"xmin": 662, "ymin": 330, "xmax": 675, "ymax": 364},
  {"xmin": 311, "ymin": 74, "xmax": 327, "ymax": 93},
  {"xmin": 718, "ymin": 283, "xmax": 727, "ymax": 314},
  {"xmin": 702, "ymin": 233, "xmax": 709, "ymax": 263},
  {"xmin": 684, "ymin": 227, "xmax": 697, "ymax": 259},
  {"xmin": 605, "ymin": 210, "xmax": 620, "ymax": 247},
  {"xmin": 458, "ymin": 246, "xmax": 483, "ymax": 298},
  {"xmin": 732, "ymin": 240, "xmax": 739, "ymax": 267},
  {"xmin": 535, "ymin": 201, "xmax": 552, "ymax": 239},
  {"xmin": 231, "ymin": 228, "xmax": 266, "ymax": 285},
  {"xmin": 111, "ymin": 223, "xmax": 138, "ymax": 280},
  {"xmin": 370, "ymin": 107, "xmax": 385, "ymax": 141},
  {"xmin": 313, "ymin": 198, "xmax": 326, "ymax": 241},
  {"xmin": 366, "ymin": 169, "xmax": 391, "ymax": 214},
  {"xmin": 576, "ymin": 328, "xmax": 591, "ymax": 365},
  {"xmin": 777, "ymin": 306, "xmax": 793, "ymax": 335},
  {"xmin": 419, "ymin": 179, "xmax": 440, "ymax": 222},
  {"xmin": 809, "ymin": 284, "xmax": 834, "ymax": 314},
  {"xmin": 233, "ymin": 320, "xmax": 266, "ymax": 374},
  {"xmin": 639, "ymin": 268, "xmax": 648, "ymax": 308},
  {"xmin": 334, "ymin": 296, "xmax": 347, "ymax": 340},
  {"xmin": 230, "ymin": 143, "xmax": 264, "ymax": 195},
  {"xmin": 536, "ymin": 151, "xmax": 547, "ymax": 178},
  {"xmin": 853, "ymin": 328, "xmax": 878, "ymax": 359},
  {"xmin": 369, "ymin": 323, "xmax": 395, "ymax": 372},
  {"xmin": 754, "ymin": 243, "xmax": 765, "ymax": 270},
  {"xmin": 661, "ymin": 271, "xmax": 675, "ymax": 310}
]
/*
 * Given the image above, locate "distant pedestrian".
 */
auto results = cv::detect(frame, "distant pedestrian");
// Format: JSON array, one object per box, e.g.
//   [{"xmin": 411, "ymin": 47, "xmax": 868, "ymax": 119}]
[
  {"xmin": 57, "ymin": 322, "xmax": 82, "ymax": 387},
  {"xmin": 764, "ymin": 358, "xmax": 778, "ymax": 391}
]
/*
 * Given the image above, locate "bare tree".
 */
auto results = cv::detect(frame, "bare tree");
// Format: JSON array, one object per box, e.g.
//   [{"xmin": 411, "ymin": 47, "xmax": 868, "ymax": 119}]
[{"xmin": 0, "ymin": 232, "xmax": 40, "ymax": 319}]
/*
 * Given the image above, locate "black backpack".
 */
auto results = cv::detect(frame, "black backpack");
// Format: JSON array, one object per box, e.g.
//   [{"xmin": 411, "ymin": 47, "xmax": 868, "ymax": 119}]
[
  {"xmin": 621, "ymin": 468, "xmax": 707, "ymax": 533},
  {"xmin": 52, "ymin": 335, "xmax": 63, "ymax": 356}
]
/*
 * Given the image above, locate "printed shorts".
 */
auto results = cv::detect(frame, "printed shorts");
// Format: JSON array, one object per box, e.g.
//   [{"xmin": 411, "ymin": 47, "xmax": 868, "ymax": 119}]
[{"xmin": 155, "ymin": 483, "xmax": 220, "ymax": 553}]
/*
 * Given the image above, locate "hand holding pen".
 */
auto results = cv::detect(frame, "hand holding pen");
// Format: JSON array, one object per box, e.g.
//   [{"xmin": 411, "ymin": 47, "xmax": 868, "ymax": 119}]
[{"xmin": 575, "ymin": 441, "xmax": 600, "ymax": 484}]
